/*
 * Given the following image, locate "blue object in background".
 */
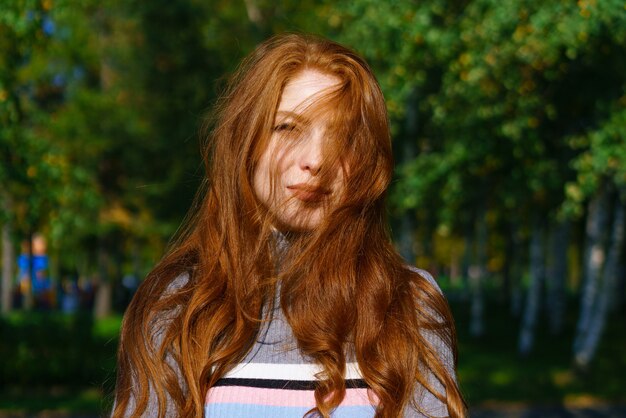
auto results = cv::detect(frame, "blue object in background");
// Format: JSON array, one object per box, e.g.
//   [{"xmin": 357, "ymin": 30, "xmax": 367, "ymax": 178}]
[{"xmin": 17, "ymin": 253, "xmax": 51, "ymax": 294}]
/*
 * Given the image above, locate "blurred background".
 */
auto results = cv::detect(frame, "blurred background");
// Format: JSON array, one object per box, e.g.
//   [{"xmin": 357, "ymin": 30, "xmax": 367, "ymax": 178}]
[{"xmin": 1, "ymin": 0, "xmax": 626, "ymax": 417}]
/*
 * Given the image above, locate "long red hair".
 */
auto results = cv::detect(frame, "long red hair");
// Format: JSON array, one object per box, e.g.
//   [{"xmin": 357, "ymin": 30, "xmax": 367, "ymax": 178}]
[{"xmin": 112, "ymin": 33, "xmax": 467, "ymax": 418}]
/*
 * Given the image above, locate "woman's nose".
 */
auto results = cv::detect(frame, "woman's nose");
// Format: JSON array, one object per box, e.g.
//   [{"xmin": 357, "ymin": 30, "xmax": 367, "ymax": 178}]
[{"xmin": 298, "ymin": 129, "xmax": 323, "ymax": 175}]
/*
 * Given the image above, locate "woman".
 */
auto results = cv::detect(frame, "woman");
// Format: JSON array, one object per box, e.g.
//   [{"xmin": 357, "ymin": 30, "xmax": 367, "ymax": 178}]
[{"xmin": 111, "ymin": 33, "xmax": 467, "ymax": 418}]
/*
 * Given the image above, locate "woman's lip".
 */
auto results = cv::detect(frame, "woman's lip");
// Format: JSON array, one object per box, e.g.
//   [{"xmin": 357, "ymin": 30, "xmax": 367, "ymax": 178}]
[{"xmin": 287, "ymin": 184, "xmax": 330, "ymax": 202}]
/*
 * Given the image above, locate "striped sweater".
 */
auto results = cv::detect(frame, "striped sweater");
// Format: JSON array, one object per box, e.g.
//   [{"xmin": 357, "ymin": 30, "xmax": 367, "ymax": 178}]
[{"xmin": 114, "ymin": 268, "xmax": 455, "ymax": 417}]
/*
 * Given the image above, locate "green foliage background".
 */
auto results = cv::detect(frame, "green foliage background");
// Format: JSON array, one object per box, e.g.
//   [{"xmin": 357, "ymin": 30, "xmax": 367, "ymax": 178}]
[{"xmin": 2, "ymin": 0, "xmax": 625, "ymax": 266}]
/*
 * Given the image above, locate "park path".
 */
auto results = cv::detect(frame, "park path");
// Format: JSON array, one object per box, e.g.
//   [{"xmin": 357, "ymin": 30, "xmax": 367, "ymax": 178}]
[{"xmin": 1, "ymin": 404, "xmax": 625, "ymax": 417}]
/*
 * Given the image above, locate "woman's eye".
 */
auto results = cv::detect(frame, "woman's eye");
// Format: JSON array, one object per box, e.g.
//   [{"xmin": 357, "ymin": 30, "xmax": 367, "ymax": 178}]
[{"xmin": 274, "ymin": 123, "xmax": 297, "ymax": 132}]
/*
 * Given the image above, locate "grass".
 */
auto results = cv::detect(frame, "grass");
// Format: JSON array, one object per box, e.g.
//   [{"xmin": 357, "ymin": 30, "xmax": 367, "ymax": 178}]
[
  {"xmin": 451, "ymin": 294, "xmax": 626, "ymax": 407},
  {"xmin": 1, "ymin": 293, "xmax": 625, "ymax": 413},
  {"xmin": 0, "ymin": 311, "xmax": 120, "ymax": 413},
  {"xmin": 0, "ymin": 386, "xmax": 104, "ymax": 413}
]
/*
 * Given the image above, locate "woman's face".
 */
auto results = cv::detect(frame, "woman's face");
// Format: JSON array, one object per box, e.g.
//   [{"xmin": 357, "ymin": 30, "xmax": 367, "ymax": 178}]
[{"xmin": 253, "ymin": 69, "xmax": 344, "ymax": 231}]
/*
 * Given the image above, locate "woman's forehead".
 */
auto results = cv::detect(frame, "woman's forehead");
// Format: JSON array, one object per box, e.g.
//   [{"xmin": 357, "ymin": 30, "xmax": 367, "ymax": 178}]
[{"xmin": 277, "ymin": 70, "xmax": 341, "ymax": 114}]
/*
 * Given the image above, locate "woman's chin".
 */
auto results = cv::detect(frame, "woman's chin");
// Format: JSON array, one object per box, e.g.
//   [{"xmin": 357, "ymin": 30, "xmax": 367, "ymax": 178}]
[{"xmin": 273, "ymin": 210, "xmax": 323, "ymax": 233}]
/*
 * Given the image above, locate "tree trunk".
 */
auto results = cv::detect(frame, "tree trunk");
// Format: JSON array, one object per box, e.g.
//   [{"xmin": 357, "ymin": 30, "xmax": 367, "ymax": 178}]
[
  {"xmin": 398, "ymin": 89, "xmax": 419, "ymax": 264},
  {"xmin": 399, "ymin": 214, "xmax": 416, "ymax": 264},
  {"xmin": 518, "ymin": 216, "xmax": 546, "ymax": 356},
  {"xmin": 49, "ymin": 249, "xmax": 59, "ymax": 310},
  {"xmin": 508, "ymin": 221, "xmax": 524, "ymax": 318},
  {"xmin": 573, "ymin": 182, "xmax": 612, "ymax": 353},
  {"xmin": 460, "ymin": 222, "xmax": 473, "ymax": 302},
  {"xmin": 23, "ymin": 232, "xmax": 34, "ymax": 310},
  {"xmin": 132, "ymin": 238, "xmax": 142, "ymax": 280},
  {"xmin": 502, "ymin": 222, "xmax": 513, "ymax": 305},
  {"xmin": 574, "ymin": 194, "xmax": 625, "ymax": 368},
  {"xmin": 547, "ymin": 219, "xmax": 570, "ymax": 335},
  {"xmin": 243, "ymin": 0, "xmax": 263, "ymax": 25},
  {"xmin": 94, "ymin": 241, "xmax": 112, "ymax": 319},
  {"xmin": 470, "ymin": 205, "xmax": 487, "ymax": 337},
  {"xmin": 1, "ymin": 195, "xmax": 15, "ymax": 315},
  {"xmin": 449, "ymin": 248, "xmax": 461, "ymax": 287},
  {"xmin": 610, "ymin": 261, "xmax": 625, "ymax": 313}
]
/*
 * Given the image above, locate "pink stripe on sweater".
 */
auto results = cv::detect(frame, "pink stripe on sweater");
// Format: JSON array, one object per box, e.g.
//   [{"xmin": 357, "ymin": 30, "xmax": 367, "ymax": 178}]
[{"xmin": 205, "ymin": 386, "xmax": 379, "ymax": 407}]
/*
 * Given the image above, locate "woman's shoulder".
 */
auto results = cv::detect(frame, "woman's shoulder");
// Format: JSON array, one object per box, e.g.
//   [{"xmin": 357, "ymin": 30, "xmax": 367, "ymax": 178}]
[
  {"xmin": 406, "ymin": 265, "xmax": 443, "ymax": 295},
  {"xmin": 147, "ymin": 270, "xmax": 192, "ymax": 344},
  {"xmin": 403, "ymin": 266, "xmax": 457, "ymax": 417}
]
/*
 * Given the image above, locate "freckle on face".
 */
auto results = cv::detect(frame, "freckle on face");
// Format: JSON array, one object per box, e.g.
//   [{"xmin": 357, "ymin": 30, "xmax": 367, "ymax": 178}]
[{"xmin": 253, "ymin": 70, "xmax": 343, "ymax": 232}]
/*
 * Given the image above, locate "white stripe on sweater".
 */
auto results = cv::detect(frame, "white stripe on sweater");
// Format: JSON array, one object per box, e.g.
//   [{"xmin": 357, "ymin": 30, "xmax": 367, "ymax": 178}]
[{"xmin": 223, "ymin": 361, "xmax": 364, "ymax": 381}]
